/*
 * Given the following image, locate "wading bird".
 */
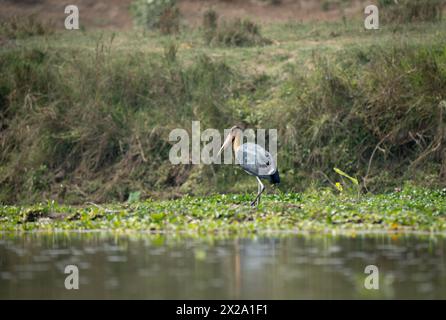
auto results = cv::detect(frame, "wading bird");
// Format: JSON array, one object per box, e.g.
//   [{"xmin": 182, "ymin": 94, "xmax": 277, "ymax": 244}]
[{"xmin": 217, "ymin": 126, "xmax": 280, "ymax": 206}]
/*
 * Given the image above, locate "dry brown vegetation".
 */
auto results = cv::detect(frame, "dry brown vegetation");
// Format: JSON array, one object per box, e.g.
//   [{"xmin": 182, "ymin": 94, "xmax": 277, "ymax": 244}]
[{"xmin": 0, "ymin": 0, "xmax": 368, "ymax": 30}]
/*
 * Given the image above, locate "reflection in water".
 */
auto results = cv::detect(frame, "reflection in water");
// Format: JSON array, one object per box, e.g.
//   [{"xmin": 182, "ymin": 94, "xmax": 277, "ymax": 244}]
[{"xmin": 0, "ymin": 232, "xmax": 445, "ymax": 299}]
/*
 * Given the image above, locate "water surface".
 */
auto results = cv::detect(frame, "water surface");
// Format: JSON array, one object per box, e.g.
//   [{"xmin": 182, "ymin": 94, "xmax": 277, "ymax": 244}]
[{"xmin": 0, "ymin": 232, "xmax": 445, "ymax": 299}]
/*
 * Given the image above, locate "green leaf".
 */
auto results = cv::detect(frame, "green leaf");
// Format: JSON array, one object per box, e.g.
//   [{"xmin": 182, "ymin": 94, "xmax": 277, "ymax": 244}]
[
  {"xmin": 127, "ymin": 191, "xmax": 141, "ymax": 203},
  {"xmin": 333, "ymin": 168, "xmax": 359, "ymax": 185}
]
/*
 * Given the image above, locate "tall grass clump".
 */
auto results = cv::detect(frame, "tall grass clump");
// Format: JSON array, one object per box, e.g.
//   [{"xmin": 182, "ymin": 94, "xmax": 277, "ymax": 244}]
[
  {"xmin": 277, "ymin": 44, "xmax": 446, "ymax": 191},
  {"xmin": 202, "ymin": 9, "xmax": 271, "ymax": 47},
  {"xmin": 130, "ymin": 0, "xmax": 180, "ymax": 34},
  {"xmin": 321, "ymin": 0, "xmax": 353, "ymax": 12},
  {"xmin": 0, "ymin": 15, "xmax": 54, "ymax": 39},
  {"xmin": 259, "ymin": 0, "xmax": 282, "ymax": 5},
  {"xmin": 0, "ymin": 37, "xmax": 255, "ymax": 203},
  {"xmin": 379, "ymin": 0, "xmax": 444, "ymax": 24}
]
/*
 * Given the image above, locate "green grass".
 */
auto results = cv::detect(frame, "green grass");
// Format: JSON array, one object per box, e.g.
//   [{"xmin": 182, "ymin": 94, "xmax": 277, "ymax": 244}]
[
  {"xmin": 1, "ymin": 17, "xmax": 446, "ymax": 204},
  {"xmin": 1, "ymin": 186, "xmax": 446, "ymax": 235}
]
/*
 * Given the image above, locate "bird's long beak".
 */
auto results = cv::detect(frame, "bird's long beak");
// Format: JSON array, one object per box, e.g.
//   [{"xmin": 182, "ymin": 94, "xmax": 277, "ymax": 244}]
[{"xmin": 216, "ymin": 132, "xmax": 233, "ymax": 158}]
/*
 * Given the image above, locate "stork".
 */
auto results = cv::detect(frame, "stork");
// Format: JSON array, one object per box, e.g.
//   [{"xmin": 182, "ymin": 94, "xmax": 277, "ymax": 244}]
[{"xmin": 217, "ymin": 126, "xmax": 280, "ymax": 206}]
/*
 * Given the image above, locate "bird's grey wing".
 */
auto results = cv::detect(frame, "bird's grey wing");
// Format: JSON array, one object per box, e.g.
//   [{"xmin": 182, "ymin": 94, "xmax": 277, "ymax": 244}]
[{"xmin": 236, "ymin": 143, "xmax": 276, "ymax": 177}]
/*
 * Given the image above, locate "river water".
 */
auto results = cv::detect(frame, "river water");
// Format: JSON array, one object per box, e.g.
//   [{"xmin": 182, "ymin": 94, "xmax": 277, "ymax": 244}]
[{"xmin": 0, "ymin": 232, "xmax": 445, "ymax": 299}]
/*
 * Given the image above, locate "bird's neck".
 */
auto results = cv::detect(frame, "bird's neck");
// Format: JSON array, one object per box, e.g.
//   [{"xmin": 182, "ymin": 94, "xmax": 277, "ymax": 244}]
[{"xmin": 232, "ymin": 130, "xmax": 242, "ymax": 153}]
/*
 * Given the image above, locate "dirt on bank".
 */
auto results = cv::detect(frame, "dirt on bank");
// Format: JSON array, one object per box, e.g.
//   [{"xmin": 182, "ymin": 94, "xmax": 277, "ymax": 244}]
[{"xmin": 0, "ymin": 0, "xmax": 367, "ymax": 29}]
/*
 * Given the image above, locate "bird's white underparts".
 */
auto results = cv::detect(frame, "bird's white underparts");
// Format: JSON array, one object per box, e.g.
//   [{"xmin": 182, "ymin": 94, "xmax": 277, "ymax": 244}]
[{"xmin": 169, "ymin": 121, "xmax": 278, "ymax": 171}]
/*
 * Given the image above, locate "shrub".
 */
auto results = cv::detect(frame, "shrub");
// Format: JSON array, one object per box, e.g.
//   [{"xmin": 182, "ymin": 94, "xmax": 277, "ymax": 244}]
[
  {"xmin": 0, "ymin": 15, "xmax": 54, "ymax": 39},
  {"xmin": 278, "ymin": 44, "xmax": 446, "ymax": 191},
  {"xmin": 0, "ymin": 38, "xmax": 243, "ymax": 203},
  {"xmin": 202, "ymin": 10, "xmax": 271, "ymax": 47},
  {"xmin": 203, "ymin": 9, "xmax": 219, "ymax": 44},
  {"xmin": 130, "ymin": 0, "xmax": 180, "ymax": 34},
  {"xmin": 379, "ymin": 0, "xmax": 444, "ymax": 24},
  {"xmin": 260, "ymin": 0, "xmax": 282, "ymax": 5},
  {"xmin": 159, "ymin": 5, "xmax": 180, "ymax": 35}
]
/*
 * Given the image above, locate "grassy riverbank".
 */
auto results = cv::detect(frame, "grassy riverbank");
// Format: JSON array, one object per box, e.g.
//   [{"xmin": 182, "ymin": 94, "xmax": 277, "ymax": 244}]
[{"xmin": 1, "ymin": 17, "xmax": 446, "ymax": 204}]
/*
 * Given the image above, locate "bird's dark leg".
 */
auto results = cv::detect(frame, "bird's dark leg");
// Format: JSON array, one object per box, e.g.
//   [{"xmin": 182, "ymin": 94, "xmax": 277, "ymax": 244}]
[
  {"xmin": 257, "ymin": 182, "xmax": 261, "ymax": 204},
  {"xmin": 251, "ymin": 177, "xmax": 265, "ymax": 207}
]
